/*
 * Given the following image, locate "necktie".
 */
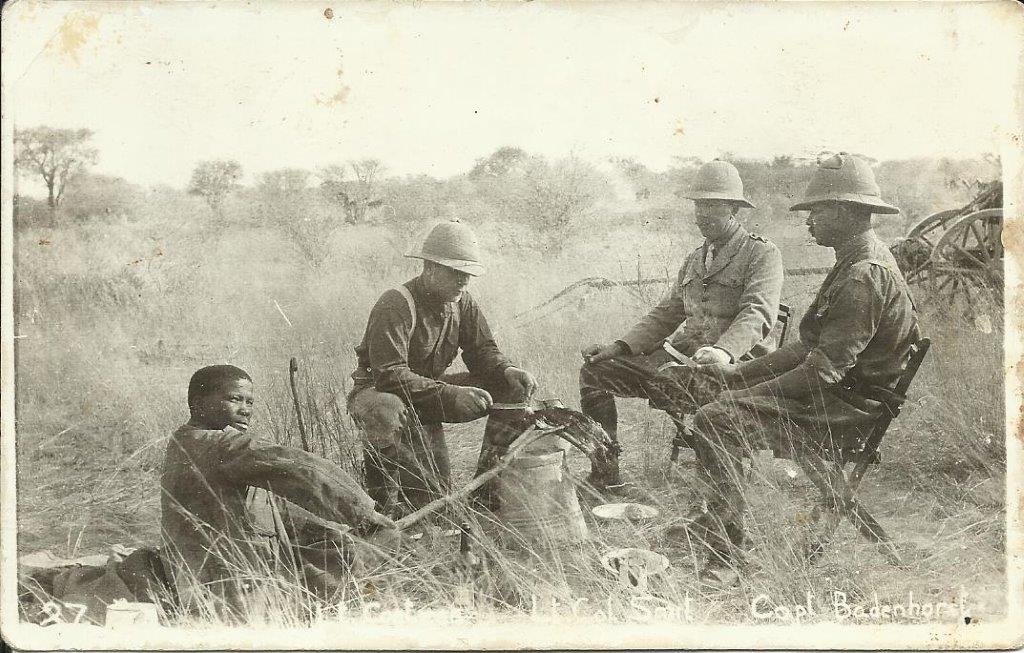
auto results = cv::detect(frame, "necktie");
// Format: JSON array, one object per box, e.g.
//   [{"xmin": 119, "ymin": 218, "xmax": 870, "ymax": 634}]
[{"xmin": 704, "ymin": 244, "xmax": 715, "ymax": 269}]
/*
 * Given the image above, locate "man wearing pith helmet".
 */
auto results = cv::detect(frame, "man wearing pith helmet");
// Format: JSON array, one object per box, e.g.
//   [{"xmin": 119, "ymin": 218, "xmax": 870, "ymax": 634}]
[
  {"xmin": 579, "ymin": 159, "xmax": 785, "ymax": 492},
  {"xmin": 684, "ymin": 153, "xmax": 921, "ymax": 587},
  {"xmin": 348, "ymin": 220, "xmax": 538, "ymax": 518}
]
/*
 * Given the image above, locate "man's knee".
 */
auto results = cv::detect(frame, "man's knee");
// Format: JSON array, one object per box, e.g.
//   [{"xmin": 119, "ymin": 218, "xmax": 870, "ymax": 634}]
[
  {"xmin": 580, "ymin": 360, "xmax": 626, "ymax": 399},
  {"xmin": 349, "ymin": 389, "xmax": 407, "ymax": 448}
]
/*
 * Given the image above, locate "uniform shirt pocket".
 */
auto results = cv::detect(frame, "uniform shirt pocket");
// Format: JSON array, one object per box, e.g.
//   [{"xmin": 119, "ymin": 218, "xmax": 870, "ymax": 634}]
[
  {"xmin": 814, "ymin": 288, "xmax": 836, "ymax": 319},
  {"xmin": 713, "ymin": 274, "xmax": 744, "ymax": 289},
  {"xmin": 678, "ymin": 272, "xmax": 701, "ymax": 308}
]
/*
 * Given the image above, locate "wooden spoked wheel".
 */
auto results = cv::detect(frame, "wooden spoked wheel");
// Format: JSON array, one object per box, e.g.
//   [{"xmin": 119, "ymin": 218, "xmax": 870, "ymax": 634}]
[
  {"xmin": 926, "ymin": 208, "xmax": 1003, "ymax": 306},
  {"xmin": 906, "ymin": 209, "xmax": 961, "ymax": 242},
  {"xmin": 894, "ymin": 210, "xmax": 961, "ymax": 285}
]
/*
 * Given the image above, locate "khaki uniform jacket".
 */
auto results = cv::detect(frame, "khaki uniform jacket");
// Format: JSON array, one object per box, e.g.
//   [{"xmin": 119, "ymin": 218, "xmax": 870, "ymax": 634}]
[
  {"xmin": 799, "ymin": 231, "xmax": 921, "ymax": 389},
  {"xmin": 619, "ymin": 222, "xmax": 785, "ymax": 361}
]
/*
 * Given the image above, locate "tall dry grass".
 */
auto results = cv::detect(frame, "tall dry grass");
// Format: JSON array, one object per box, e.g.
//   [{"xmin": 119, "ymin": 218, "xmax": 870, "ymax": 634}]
[{"xmin": 12, "ymin": 187, "xmax": 1008, "ymax": 625}]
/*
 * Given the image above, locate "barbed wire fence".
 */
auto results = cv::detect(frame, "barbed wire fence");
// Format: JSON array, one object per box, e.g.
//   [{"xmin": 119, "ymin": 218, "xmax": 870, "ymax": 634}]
[{"xmin": 509, "ymin": 266, "xmax": 832, "ymax": 330}]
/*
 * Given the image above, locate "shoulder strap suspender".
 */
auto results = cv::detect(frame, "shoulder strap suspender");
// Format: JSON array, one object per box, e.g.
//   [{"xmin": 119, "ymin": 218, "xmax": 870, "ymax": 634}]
[{"xmin": 395, "ymin": 285, "xmax": 417, "ymax": 335}]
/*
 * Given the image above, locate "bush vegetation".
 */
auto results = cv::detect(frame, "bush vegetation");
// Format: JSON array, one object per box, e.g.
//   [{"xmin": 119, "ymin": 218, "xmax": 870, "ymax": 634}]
[{"xmin": 12, "ymin": 148, "xmax": 1006, "ymax": 625}]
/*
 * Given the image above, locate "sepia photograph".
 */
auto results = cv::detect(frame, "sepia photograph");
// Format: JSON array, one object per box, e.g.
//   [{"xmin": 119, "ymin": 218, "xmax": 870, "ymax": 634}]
[{"xmin": 2, "ymin": 0, "xmax": 1022, "ymax": 648}]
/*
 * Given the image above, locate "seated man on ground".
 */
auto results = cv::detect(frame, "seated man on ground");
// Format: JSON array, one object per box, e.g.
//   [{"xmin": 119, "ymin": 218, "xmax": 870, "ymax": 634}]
[
  {"xmin": 579, "ymin": 159, "xmax": 784, "ymax": 492},
  {"xmin": 684, "ymin": 153, "xmax": 921, "ymax": 587},
  {"xmin": 348, "ymin": 220, "xmax": 539, "ymax": 518},
  {"xmin": 161, "ymin": 364, "xmax": 401, "ymax": 618}
]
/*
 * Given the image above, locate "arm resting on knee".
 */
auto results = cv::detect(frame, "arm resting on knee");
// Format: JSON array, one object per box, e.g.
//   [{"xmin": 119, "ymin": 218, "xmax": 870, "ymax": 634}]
[
  {"xmin": 733, "ymin": 341, "xmax": 810, "ymax": 387},
  {"xmin": 219, "ymin": 441, "xmax": 383, "ymax": 530}
]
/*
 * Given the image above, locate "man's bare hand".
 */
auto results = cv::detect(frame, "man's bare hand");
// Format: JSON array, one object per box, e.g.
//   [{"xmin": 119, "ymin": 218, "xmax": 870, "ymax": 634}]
[
  {"xmin": 581, "ymin": 342, "xmax": 626, "ymax": 364},
  {"xmin": 693, "ymin": 346, "xmax": 732, "ymax": 365},
  {"xmin": 453, "ymin": 386, "xmax": 493, "ymax": 419},
  {"xmin": 504, "ymin": 366, "xmax": 539, "ymax": 400}
]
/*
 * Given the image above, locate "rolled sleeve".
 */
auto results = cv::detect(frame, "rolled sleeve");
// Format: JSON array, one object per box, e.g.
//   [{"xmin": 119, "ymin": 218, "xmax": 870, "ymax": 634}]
[
  {"xmin": 714, "ymin": 244, "xmax": 784, "ymax": 360},
  {"xmin": 803, "ymin": 274, "xmax": 884, "ymax": 384}
]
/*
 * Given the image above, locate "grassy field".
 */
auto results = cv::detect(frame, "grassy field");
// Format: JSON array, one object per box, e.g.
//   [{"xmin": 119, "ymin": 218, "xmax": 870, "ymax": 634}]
[{"xmin": 12, "ymin": 194, "xmax": 1006, "ymax": 625}]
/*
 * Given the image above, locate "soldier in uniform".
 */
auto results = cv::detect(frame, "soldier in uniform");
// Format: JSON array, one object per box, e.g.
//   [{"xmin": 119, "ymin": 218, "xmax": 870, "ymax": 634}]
[
  {"xmin": 348, "ymin": 221, "xmax": 539, "ymax": 517},
  {"xmin": 579, "ymin": 160, "xmax": 785, "ymax": 491},
  {"xmin": 685, "ymin": 153, "xmax": 921, "ymax": 587}
]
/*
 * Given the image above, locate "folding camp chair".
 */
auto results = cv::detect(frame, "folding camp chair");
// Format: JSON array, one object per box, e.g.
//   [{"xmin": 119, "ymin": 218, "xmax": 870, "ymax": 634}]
[
  {"xmin": 798, "ymin": 337, "xmax": 931, "ymax": 566},
  {"xmin": 775, "ymin": 302, "xmax": 793, "ymax": 350},
  {"xmin": 669, "ymin": 302, "xmax": 793, "ymax": 462}
]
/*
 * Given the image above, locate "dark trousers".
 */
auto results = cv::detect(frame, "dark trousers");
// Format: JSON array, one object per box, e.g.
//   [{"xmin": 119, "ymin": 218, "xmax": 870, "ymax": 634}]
[
  {"xmin": 690, "ymin": 389, "xmax": 878, "ymax": 562},
  {"xmin": 354, "ymin": 372, "xmax": 527, "ymax": 514},
  {"xmin": 579, "ymin": 349, "xmax": 702, "ymax": 450}
]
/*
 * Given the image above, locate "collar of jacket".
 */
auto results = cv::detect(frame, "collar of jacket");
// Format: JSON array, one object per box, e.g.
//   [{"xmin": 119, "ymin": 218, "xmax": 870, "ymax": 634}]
[
  {"xmin": 408, "ymin": 275, "xmax": 456, "ymax": 315},
  {"xmin": 701, "ymin": 221, "xmax": 746, "ymax": 278},
  {"xmin": 832, "ymin": 229, "xmax": 877, "ymax": 268}
]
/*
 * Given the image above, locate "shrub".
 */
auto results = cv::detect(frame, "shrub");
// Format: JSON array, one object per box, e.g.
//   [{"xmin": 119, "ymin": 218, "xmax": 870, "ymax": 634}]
[{"xmin": 61, "ymin": 173, "xmax": 145, "ymax": 221}]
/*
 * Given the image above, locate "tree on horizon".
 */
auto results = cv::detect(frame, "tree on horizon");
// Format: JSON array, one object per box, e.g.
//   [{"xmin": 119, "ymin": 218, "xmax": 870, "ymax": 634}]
[
  {"xmin": 187, "ymin": 159, "xmax": 243, "ymax": 217},
  {"xmin": 14, "ymin": 126, "xmax": 99, "ymax": 212}
]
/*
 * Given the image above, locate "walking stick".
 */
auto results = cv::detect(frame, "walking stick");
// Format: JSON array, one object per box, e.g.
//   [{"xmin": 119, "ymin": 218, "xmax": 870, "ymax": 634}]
[{"xmin": 289, "ymin": 357, "xmax": 310, "ymax": 452}]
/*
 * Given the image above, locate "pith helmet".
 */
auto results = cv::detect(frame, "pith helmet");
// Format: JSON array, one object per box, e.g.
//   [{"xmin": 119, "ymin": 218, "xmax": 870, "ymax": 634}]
[
  {"xmin": 405, "ymin": 221, "xmax": 485, "ymax": 276},
  {"xmin": 790, "ymin": 153, "xmax": 899, "ymax": 214},
  {"xmin": 683, "ymin": 159, "xmax": 756, "ymax": 209}
]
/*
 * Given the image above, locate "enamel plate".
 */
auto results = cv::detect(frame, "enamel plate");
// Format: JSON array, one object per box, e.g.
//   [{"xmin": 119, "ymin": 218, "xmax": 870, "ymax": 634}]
[{"xmin": 592, "ymin": 502, "xmax": 660, "ymax": 521}]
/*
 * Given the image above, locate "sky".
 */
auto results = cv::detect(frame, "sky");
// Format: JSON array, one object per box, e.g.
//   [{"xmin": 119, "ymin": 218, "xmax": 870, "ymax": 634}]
[{"xmin": 4, "ymin": 1, "xmax": 1022, "ymax": 189}]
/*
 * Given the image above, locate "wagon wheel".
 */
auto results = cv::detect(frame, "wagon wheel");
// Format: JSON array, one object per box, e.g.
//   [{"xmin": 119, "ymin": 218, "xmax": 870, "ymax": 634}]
[
  {"xmin": 891, "ymin": 237, "xmax": 934, "ymax": 285},
  {"xmin": 907, "ymin": 209, "xmax": 961, "ymax": 243},
  {"xmin": 893, "ymin": 209, "xmax": 960, "ymax": 284},
  {"xmin": 926, "ymin": 208, "xmax": 1003, "ymax": 307}
]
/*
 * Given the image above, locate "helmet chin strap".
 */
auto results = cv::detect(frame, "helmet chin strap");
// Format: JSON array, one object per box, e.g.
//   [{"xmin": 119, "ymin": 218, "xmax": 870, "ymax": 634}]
[{"xmin": 709, "ymin": 216, "xmax": 737, "ymax": 244}]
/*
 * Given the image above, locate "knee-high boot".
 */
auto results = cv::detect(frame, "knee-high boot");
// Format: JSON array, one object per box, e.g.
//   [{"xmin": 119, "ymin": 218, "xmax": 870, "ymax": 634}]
[{"xmin": 470, "ymin": 408, "xmax": 535, "ymax": 511}]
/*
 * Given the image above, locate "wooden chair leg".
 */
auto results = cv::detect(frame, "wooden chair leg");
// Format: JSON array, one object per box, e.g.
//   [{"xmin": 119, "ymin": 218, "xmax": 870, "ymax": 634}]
[
  {"xmin": 669, "ymin": 418, "xmax": 692, "ymax": 464},
  {"xmin": 806, "ymin": 512, "xmax": 842, "ymax": 561},
  {"xmin": 796, "ymin": 448, "xmax": 903, "ymax": 566}
]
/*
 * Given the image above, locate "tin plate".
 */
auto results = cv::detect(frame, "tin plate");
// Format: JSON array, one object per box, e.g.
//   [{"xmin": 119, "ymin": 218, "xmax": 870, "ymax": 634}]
[{"xmin": 592, "ymin": 502, "xmax": 660, "ymax": 521}]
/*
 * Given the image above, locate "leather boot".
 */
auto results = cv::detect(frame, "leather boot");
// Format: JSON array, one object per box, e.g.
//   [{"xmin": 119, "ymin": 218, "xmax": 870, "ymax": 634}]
[
  {"xmin": 586, "ymin": 451, "xmax": 621, "ymax": 492},
  {"xmin": 470, "ymin": 408, "xmax": 533, "ymax": 511}
]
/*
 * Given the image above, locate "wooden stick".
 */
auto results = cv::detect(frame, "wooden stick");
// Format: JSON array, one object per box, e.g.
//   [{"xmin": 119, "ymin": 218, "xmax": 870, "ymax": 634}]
[
  {"xmin": 394, "ymin": 426, "xmax": 564, "ymax": 531},
  {"xmin": 289, "ymin": 357, "xmax": 310, "ymax": 452}
]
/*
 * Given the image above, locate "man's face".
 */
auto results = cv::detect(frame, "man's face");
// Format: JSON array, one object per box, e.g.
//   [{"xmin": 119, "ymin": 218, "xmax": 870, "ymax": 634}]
[
  {"xmin": 805, "ymin": 203, "xmax": 843, "ymax": 247},
  {"xmin": 693, "ymin": 200, "xmax": 735, "ymax": 241},
  {"xmin": 193, "ymin": 378, "xmax": 255, "ymax": 431},
  {"xmin": 425, "ymin": 264, "xmax": 471, "ymax": 303}
]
